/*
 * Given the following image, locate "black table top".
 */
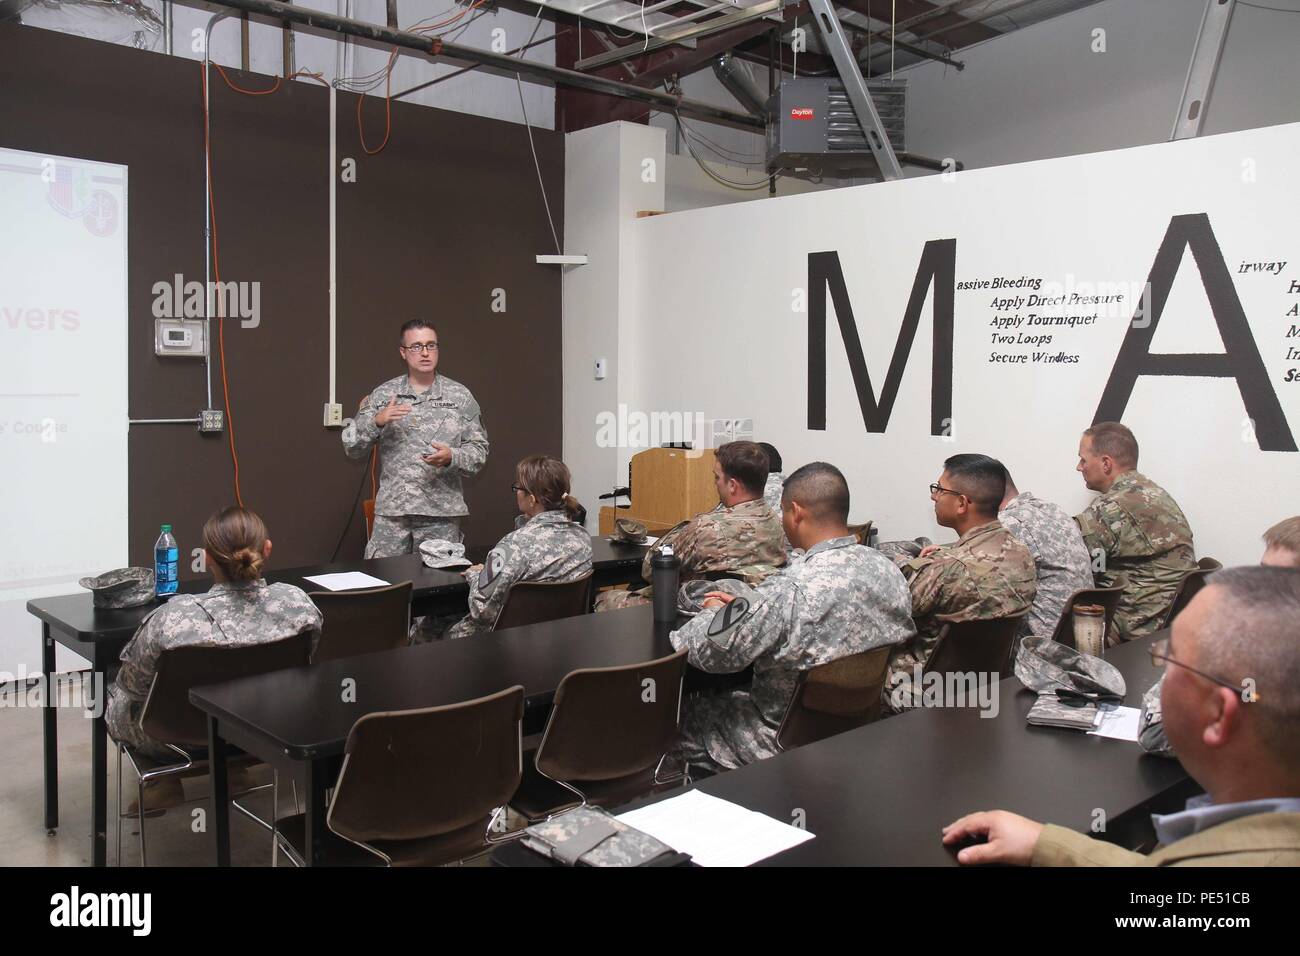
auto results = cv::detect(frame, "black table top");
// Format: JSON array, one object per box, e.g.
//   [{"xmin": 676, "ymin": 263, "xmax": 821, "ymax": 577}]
[
  {"xmin": 26, "ymin": 535, "xmax": 647, "ymax": 642},
  {"xmin": 190, "ymin": 604, "xmax": 676, "ymax": 760},
  {"xmin": 597, "ymin": 632, "xmax": 1186, "ymax": 866}
]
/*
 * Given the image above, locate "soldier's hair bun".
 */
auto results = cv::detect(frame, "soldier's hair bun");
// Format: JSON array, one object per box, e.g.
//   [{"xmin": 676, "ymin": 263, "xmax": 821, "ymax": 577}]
[{"xmin": 202, "ymin": 507, "xmax": 270, "ymax": 582}]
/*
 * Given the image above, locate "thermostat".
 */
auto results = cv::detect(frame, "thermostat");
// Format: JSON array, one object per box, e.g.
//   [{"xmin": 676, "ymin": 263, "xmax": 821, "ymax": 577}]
[{"xmin": 154, "ymin": 318, "xmax": 208, "ymax": 357}]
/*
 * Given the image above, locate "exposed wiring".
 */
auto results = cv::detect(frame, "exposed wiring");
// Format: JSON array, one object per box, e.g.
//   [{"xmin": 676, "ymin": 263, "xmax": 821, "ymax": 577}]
[
  {"xmin": 331, "ymin": 451, "xmax": 373, "ymax": 562},
  {"xmin": 674, "ymin": 113, "xmax": 773, "ymax": 190},
  {"xmin": 514, "ymin": 7, "xmax": 561, "ymax": 254}
]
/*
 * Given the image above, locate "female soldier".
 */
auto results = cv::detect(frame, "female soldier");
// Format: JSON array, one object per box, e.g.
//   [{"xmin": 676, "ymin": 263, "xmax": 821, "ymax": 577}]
[
  {"xmin": 444, "ymin": 455, "xmax": 592, "ymax": 640},
  {"xmin": 106, "ymin": 507, "xmax": 322, "ymax": 809}
]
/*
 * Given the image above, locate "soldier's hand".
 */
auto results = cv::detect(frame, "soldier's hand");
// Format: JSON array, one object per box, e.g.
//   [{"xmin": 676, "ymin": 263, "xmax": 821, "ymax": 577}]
[
  {"xmin": 374, "ymin": 396, "xmax": 412, "ymax": 427},
  {"xmin": 422, "ymin": 441, "xmax": 454, "ymax": 467},
  {"xmin": 701, "ymin": 591, "xmax": 737, "ymax": 609},
  {"xmin": 941, "ymin": 811, "xmax": 1043, "ymax": 866},
  {"xmin": 463, "ymin": 564, "xmax": 483, "ymax": 579},
  {"xmin": 918, "ymin": 544, "xmax": 943, "ymax": 559}
]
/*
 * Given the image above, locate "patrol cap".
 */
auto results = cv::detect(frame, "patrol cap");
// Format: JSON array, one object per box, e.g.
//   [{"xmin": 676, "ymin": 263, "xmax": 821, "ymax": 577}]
[{"xmin": 79, "ymin": 568, "xmax": 156, "ymax": 609}]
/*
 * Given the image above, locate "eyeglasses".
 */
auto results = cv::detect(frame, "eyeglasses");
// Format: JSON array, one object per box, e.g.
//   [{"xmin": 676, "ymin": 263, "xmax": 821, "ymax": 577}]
[
  {"xmin": 511, "ymin": 483, "xmax": 529, "ymax": 495},
  {"xmin": 1149, "ymin": 637, "xmax": 1254, "ymax": 699},
  {"xmin": 929, "ymin": 483, "xmax": 966, "ymax": 499},
  {"xmin": 401, "ymin": 343, "xmax": 439, "ymax": 354}
]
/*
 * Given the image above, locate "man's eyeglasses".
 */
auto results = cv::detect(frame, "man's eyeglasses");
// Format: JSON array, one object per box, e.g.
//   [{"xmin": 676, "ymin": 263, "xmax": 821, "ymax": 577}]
[
  {"xmin": 401, "ymin": 343, "xmax": 439, "ymax": 354},
  {"xmin": 1149, "ymin": 637, "xmax": 1253, "ymax": 699},
  {"xmin": 511, "ymin": 483, "xmax": 528, "ymax": 495},
  {"xmin": 929, "ymin": 483, "xmax": 965, "ymax": 499}
]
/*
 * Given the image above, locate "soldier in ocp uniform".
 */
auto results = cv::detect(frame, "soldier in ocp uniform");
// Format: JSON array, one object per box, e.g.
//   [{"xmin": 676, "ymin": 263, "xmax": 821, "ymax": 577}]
[
  {"xmin": 1073, "ymin": 421, "xmax": 1195, "ymax": 642},
  {"xmin": 886, "ymin": 454, "xmax": 1037, "ymax": 713},
  {"xmin": 342, "ymin": 319, "xmax": 489, "ymax": 557},
  {"xmin": 997, "ymin": 466, "xmax": 1093, "ymax": 642},
  {"xmin": 106, "ymin": 507, "xmax": 322, "ymax": 811},
  {"xmin": 594, "ymin": 441, "xmax": 786, "ymax": 611},
  {"xmin": 669, "ymin": 462, "xmax": 915, "ymax": 774},
  {"xmin": 443, "ymin": 456, "xmax": 593, "ymax": 641}
]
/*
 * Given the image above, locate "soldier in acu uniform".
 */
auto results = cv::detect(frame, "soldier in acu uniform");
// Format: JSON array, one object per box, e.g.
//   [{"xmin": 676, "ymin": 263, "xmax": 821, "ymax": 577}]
[
  {"xmin": 106, "ymin": 508, "xmax": 322, "ymax": 810},
  {"xmin": 342, "ymin": 319, "xmax": 489, "ymax": 556},
  {"xmin": 444, "ymin": 456, "xmax": 593, "ymax": 641},
  {"xmin": 886, "ymin": 454, "xmax": 1037, "ymax": 713},
  {"xmin": 594, "ymin": 441, "xmax": 785, "ymax": 611},
  {"xmin": 669, "ymin": 462, "xmax": 915, "ymax": 774},
  {"xmin": 997, "ymin": 466, "xmax": 1093, "ymax": 642},
  {"xmin": 1073, "ymin": 421, "xmax": 1195, "ymax": 642}
]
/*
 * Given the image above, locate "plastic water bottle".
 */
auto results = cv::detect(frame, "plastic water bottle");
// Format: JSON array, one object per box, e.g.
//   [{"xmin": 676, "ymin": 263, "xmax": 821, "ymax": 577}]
[{"xmin": 154, "ymin": 524, "xmax": 179, "ymax": 597}]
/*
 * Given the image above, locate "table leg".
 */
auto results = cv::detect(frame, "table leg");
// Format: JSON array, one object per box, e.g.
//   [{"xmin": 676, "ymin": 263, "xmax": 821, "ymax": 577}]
[
  {"xmin": 41, "ymin": 624, "xmax": 58, "ymax": 833},
  {"xmin": 208, "ymin": 715, "xmax": 231, "ymax": 866},
  {"xmin": 304, "ymin": 760, "xmax": 329, "ymax": 867},
  {"xmin": 89, "ymin": 646, "xmax": 109, "ymax": 867}
]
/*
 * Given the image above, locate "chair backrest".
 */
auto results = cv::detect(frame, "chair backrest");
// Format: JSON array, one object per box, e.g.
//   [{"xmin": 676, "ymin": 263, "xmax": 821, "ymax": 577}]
[
  {"xmin": 328, "ymin": 686, "xmax": 525, "ymax": 844},
  {"xmin": 1048, "ymin": 584, "xmax": 1126, "ymax": 650},
  {"xmin": 1162, "ymin": 558, "xmax": 1222, "ymax": 628},
  {"xmin": 308, "ymin": 582, "xmax": 412, "ymax": 663},
  {"xmin": 776, "ymin": 645, "xmax": 892, "ymax": 752},
  {"xmin": 141, "ymin": 631, "xmax": 314, "ymax": 748},
  {"xmin": 492, "ymin": 572, "xmax": 593, "ymax": 632},
  {"xmin": 535, "ymin": 649, "xmax": 688, "ymax": 783},
  {"xmin": 924, "ymin": 613, "xmax": 1028, "ymax": 681}
]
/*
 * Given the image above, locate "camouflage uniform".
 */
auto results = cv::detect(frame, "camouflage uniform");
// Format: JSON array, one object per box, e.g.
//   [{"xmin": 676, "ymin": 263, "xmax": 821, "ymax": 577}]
[
  {"xmin": 106, "ymin": 581, "xmax": 322, "ymax": 760},
  {"xmin": 444, "ymin": 510, "xmax": 593, "ymax": 640},
  {"xmin": 886, "ymin": 519, "xmax": 1037, "ymax": 712},
  {"xmin": 1074, "ymin": 471, "xmax": 1195, "ymax": 642},
  {"xmin": 999, "ymin": 492, "xmax": 1094, "ymax": 641},
  {"xmin": 1139, "ymin": 676, "xmax": 1175, "ymax": 756},
  {"xmin": 341, "ymin": 373, "xmax": 489, "ymax": 557},
  {"xmin": 594, "ymin": 498, "xmax": 785, "ymax": 611},
  {"xmin": 670, "ymin": 535, "xmax": 914, "ymax": 773},
  {"xmin": 763, "ymin": 472, "xmax": 792, "ymax": 555}
]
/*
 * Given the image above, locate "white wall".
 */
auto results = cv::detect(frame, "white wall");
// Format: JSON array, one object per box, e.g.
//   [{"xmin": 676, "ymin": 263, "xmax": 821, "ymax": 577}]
[
  {"xmin": 614, "ymin": 122, "xmax": 1300, "ymax": 567},
  {"xmin": 901, "ymin": 0, "xmax": 1300, "ymax": 172}
]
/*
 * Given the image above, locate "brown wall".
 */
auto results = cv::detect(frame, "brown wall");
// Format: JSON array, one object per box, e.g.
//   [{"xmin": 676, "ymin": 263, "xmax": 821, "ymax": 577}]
[{"xmin": 0, "ymin": 24, "xmax": 564, "ymax": 576}]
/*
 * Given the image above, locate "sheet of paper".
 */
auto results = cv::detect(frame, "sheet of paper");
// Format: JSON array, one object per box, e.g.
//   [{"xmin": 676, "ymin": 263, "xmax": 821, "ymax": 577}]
[
  {"xmin": 302, "ymin": 571, "xmax": 391, "ymax": 592},
  {"xmin": 643, "ymin": 536, "xmax": 659, "ymax": 547},
  {"xmin": 617, "ymin": 789, "xmax": 814, "ymax": 867},
  {"xmin": 1088, "ymin": 704, "xmax": 1142, "ymax": 741}
]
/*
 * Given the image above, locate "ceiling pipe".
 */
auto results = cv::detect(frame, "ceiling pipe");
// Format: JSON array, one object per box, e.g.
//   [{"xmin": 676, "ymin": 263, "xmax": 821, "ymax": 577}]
[{"xmin": 187, "ymin": 0, "xmax": 765, "ymax": 131}]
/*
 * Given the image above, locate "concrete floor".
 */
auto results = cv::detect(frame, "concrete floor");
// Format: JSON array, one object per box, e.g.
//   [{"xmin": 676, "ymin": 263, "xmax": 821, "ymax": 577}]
[{"xmin": 0, "ymin": 675, "xmax": 505, "ymax": 867}]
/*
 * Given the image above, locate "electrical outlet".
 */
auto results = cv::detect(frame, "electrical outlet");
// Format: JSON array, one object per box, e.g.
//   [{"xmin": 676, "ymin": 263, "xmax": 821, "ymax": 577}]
[
  {"xmin": 323, "ymin": 402, "xmax": 344, "ymax": 427},
  {"xmin": 198, "ymin": 409, "xmax": 224, "ymax": 433}
]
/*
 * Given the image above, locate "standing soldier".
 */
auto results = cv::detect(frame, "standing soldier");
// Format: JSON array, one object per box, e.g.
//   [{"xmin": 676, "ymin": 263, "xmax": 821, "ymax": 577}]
[
  {"xmin": 342, "ymin": 320, "xmax": 489, "ymax": 556},
  {"xmin": 1073, "ymin": 421, "xmax": 1195, "ymax": 642},
  {"xmin": 886, "ymin": 454, "xmax": 1037, "ymax": 713},
  {"xmin": 594, "ymin": 440, "xmax": 785, "ymax": 611},
  {"xmin": 669, "ymin": 462, "xmax": 914, "ymax": 774}
]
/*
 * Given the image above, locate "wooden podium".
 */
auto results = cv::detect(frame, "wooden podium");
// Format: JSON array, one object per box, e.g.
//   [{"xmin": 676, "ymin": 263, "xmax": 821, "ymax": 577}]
[{"xmin": 597, "ymin": 447, "xmax": 719, "ymax": 535}]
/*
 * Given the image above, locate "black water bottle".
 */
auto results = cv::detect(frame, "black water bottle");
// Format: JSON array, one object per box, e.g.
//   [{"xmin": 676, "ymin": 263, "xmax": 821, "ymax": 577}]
[{"xmin": 651, "ymin": 546, "xmax": 680, "ymax": 624}]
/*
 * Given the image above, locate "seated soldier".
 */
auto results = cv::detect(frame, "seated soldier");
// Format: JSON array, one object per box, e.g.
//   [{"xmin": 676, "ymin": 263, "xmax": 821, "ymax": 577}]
[
  {"xmin": 885, "ymin": 454, "xmax": 1037, "ymax": 713},
  {"xmin": 759, "ymin": 441, "xmax": 792, "ymax": 555},
  {"xmin": 444, "ymin": 455, "xmax": 592, "ymax": 640},
  {"xmin": 944, "ymin": 566, "xmax": 1300, "ymax": 866},
  {"xmin": 594, "ymin": 440, "xmax": 785, "ymax": 611},
  {"xmin": 106, "ymin": 507, "xmax": 323, "ymax": 812},
  {"xmin": 1261, "ymin": 516, "xmax": 1300, "ymax": 568},
  {"xmin": 998, "ymin": 465, "xmax": 1093, "ymax": 642},
  {"xmin": 1074, "ymin": 421, "xmax": 1195, "ymax": 642},
  {"xmin": 669, "ymin": 462, "xmax": 915, "ymax": 774}
]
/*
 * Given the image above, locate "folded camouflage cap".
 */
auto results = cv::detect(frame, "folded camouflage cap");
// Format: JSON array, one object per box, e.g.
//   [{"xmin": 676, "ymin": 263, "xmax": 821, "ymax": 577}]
[
  {"xmin": 418, "ymin": 538, "xmax": 472, "ymax": 569},
  {"xmin": 79, "ymin": 567, "xmax": 156, "ymax": 609},
  {"xmin": 610, "ymin": 517, "xmax": 648, "ymax": 544},
  {"xmin": 676, "ymin": 578, "xmax": 756, "ymax": 616},
  {"xmin": 1015, "ymin": 634, "xmax": 1127, "ymax": 701},
  {"xmin": 520, "ymin": 805, "xmax": 680, "ymax": 867}
]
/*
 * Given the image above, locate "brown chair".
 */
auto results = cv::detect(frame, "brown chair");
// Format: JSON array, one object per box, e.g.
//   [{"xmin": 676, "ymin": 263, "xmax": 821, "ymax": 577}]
[
  {"xmin": 1047, "ymin": 583, "xmax": 1126, "ymax": 650},
  {"xmin": 116, "ymin": 630, "xmax": 313, "ymax": 866},
  {"xmin": 924, "ymin": 613, "xmax": 1028, "ymax": 682},
  {"xmin": 1161, "ymin": 557, "xmax": 1222, "ymax": 628},
  {"xmin": 274, "ymin": 686, "xmax": 525, "ymax": 867},
  {"xmin": 492, "ymin": 572, "xmax": 593, "ymax": 632},
  {"xmin": 308, "ymin": 582, "xmax": 412, "ymax": 663},
  {"xmin": 510, "ymin": 649, "xmax": 689, "ymax": 822},
  {"xmin": 363, "ymin": 498, "xmax": 376, "ymax": 539},
  {"xmin": 776, "ymin": 645, "xmax": 893, "ymax": 751}
]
